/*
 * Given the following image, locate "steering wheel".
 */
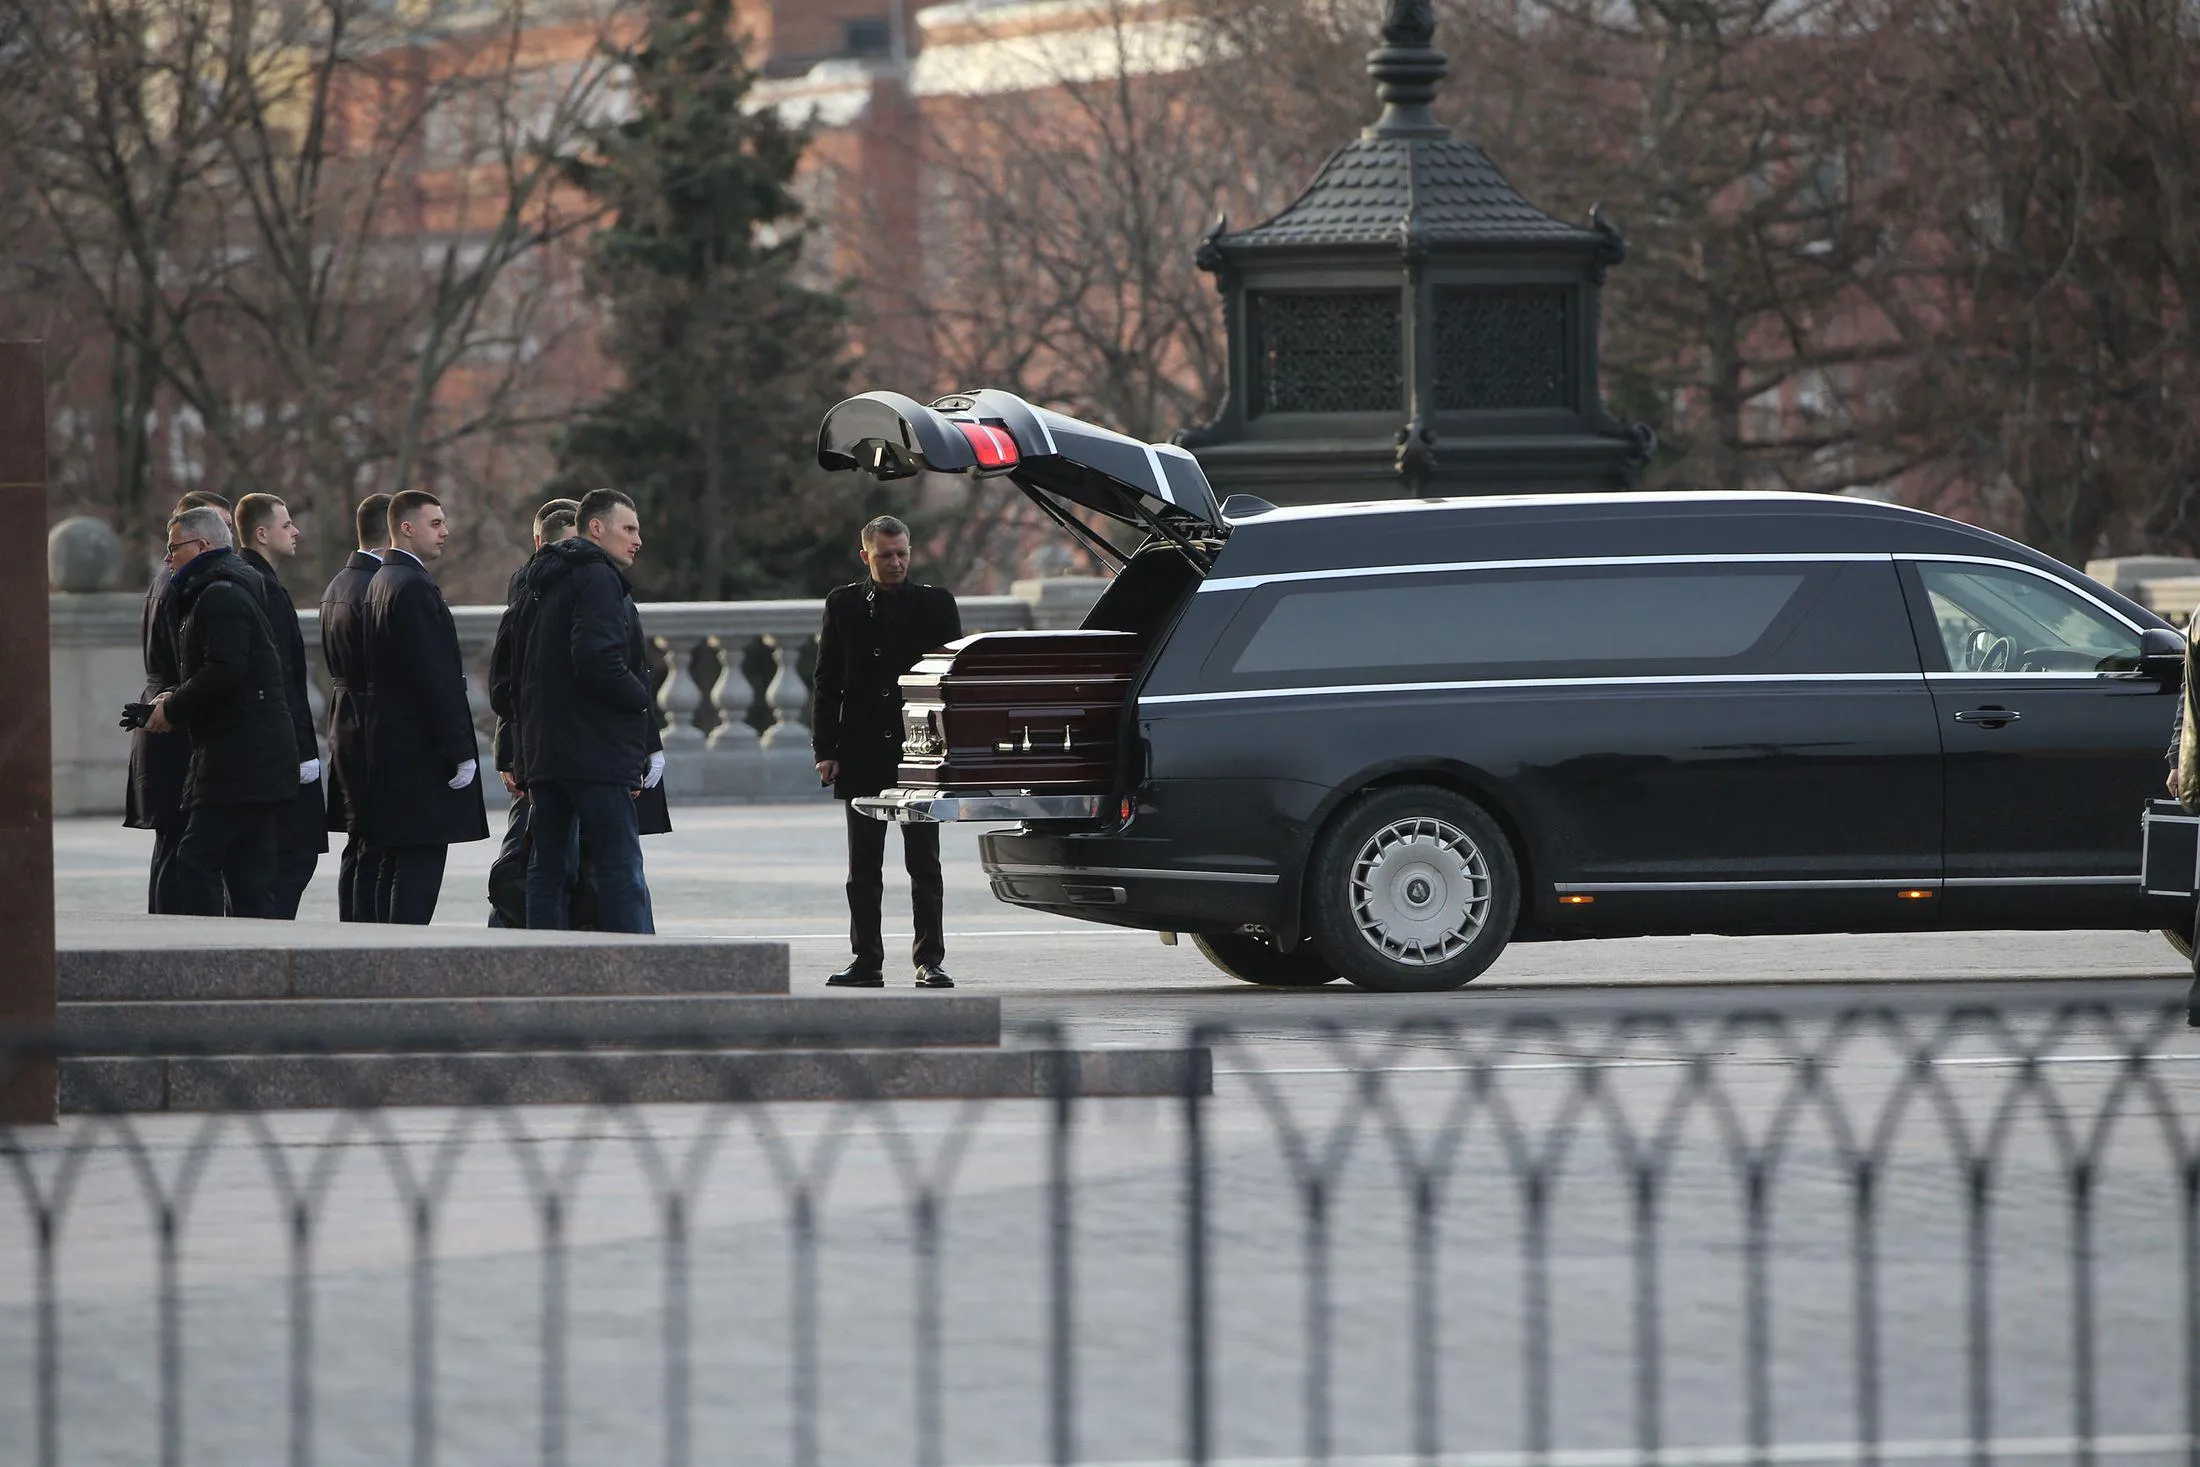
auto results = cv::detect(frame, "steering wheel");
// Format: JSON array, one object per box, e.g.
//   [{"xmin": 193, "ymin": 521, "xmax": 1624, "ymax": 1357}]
[{"xmin": 1980, "ymin": 635, "xmax": 2013, "ymax": 671}]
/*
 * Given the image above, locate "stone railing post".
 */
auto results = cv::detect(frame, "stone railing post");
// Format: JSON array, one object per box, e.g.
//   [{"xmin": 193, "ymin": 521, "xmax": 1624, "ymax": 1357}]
[
  {"xmin": 707, "ymin": 634, "xmax": 757, "ymax": 748},
  {"xmin": 654, "ymin": 635, "xmax": 706, "ymax": 748},
  {"xmin": 758, "ymin": 634, "xmax": 812, "ymax": 751}
]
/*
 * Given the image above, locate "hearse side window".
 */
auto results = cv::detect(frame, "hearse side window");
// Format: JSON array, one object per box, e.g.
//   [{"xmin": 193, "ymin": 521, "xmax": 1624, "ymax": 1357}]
[
  {"xmin": 1199, "ymin": 561, "xmax": 1930, "ymax": 690},
  {"xmin": 1915, "ymin": 562, "xmax": 2140, "ymax": 674}
]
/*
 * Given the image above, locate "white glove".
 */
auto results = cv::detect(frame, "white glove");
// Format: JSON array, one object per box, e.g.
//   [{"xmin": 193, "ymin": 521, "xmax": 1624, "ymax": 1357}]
[
  {"xmin": 642, "ymin": 750, "xmax": 665, "ymax": 789},
  {"xmin": 449, "ymin": 759, "xmax": 477, "ymax": 790},
  {"xmin": 298, "ymin": 759, "xmax": 321, "ymax": 785}
]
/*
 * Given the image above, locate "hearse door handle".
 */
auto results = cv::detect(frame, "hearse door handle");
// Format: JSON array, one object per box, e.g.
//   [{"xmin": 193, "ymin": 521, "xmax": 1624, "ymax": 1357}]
[{"xmin": 1952, "ymin": 706, "xmax": 2022, "ymax": 726}]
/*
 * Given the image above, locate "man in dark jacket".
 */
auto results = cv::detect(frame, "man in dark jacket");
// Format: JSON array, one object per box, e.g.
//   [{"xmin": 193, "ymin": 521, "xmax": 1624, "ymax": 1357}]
[
  {"xmin": 143, "ymin": 506, "xmax": 299, "ymax": 917},
  {"xmin": 235, "ymin": 493, "xmax": 328, "ymax": 917},
  {"xmin": 811, "ymin": 515, "xmax": 962, "ymax": 988},
  {"xmin": 486, "ymin": 497, "xmax": 578, "ymax": 926},
  {"xmin": 320, "ymin": 493, "xmax": 390, "ymax": 921},
  {"xmin": 361, "ymin": 490, "xmax": 489, "ymax": 923},
  {"xmin": 125, "ymin": 490, "xmax": 232, "ymax": 911},
  {"xmin": 514, "ymin": 488, "xmax": 661, "ymax": 932}
]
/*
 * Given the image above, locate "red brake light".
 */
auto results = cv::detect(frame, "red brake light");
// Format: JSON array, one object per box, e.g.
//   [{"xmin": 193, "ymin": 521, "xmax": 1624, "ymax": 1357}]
[{"xmin": 954, "ymin": 421, "xmax": 1020, "ymax": 471}]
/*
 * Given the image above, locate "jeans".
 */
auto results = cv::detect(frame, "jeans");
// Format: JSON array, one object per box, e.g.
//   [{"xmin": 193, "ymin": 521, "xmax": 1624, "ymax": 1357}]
[
  {"xmin": 843, "ymin": 801, "xmax": 943, "ymax": 973},
  {"xmin": 169, "ymin": 802, "xmax": 280, "ymax": 918},
  {"xmin": 374, "ymin": 845, "xmax": 447, "ymax": 925},
  {"xmin": 525, "ymin": 781, "xmax": 652, "ymax": 933}
]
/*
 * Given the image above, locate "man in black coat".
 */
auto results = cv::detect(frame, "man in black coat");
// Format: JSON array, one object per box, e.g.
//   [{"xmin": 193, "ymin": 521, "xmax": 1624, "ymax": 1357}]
[
  {"xmin": 236, "ymin": 493, "xmax": 328, "ymax": 918},
  {"xmin": 320, "ymin": 492, "xmax": 390, "ymax": 921},
  {"xmin": 512, "ymin": 488, "xmax": 662, "ymax": 932},
  {"xmin": 125, "ymin": 490, "xmax": 232, "ymax": 911},
  {"xmin": 486, "ymin": 497, "xmax": 578, "ymax": 927},
  {"xmin": 143, "ymin": 506, "xmax": 299, "ymax": 917},
  {"xmin": 811, "ymin": 515, "xmax": 962, "ymax": 988},
  {"xmin": 361, "ymin": 490, "xmax": 489, "ymax": 923}
]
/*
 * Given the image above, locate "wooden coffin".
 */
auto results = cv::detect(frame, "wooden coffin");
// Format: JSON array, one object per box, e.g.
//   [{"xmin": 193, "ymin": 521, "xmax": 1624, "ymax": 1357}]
[{"xmin": 896, "ymin": 631, "xmax": 1143, "ymax": 791}]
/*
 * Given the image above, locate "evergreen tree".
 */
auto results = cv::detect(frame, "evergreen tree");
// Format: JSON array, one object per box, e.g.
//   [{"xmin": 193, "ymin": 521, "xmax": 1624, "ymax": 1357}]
[{"xmin": 552, "ymin": 0, "xmax": 867, "ymax": 598}]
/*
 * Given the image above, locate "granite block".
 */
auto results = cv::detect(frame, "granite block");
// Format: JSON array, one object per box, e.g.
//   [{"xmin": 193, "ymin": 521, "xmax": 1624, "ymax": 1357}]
[
  {"xmin": 69, "ymin": 1046, "xmax": 1211, "ymax": 1110},
  {"xmin": 61, "ymin": 949, "xmax": 292, "ymax": 1002},
  {"xmin": 57, "ymin": 1058, "xmax": 167, "ymax": 1114},
  {"xmin": 58, "ymin": 994, "xmax": 999, "ymax": 1054}
]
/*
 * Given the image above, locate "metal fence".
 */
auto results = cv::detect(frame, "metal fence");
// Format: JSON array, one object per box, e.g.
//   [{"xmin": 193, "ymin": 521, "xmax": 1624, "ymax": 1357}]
[{"xmin": 4, "ymin": 1001, "xmax": 2197, "ymax": 1467}]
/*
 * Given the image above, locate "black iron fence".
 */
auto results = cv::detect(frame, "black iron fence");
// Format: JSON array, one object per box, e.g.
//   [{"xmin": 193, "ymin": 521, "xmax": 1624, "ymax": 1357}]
[{"xmin": 4, "ymin": 1002, "xmax": 2197, "ymax": 1467}]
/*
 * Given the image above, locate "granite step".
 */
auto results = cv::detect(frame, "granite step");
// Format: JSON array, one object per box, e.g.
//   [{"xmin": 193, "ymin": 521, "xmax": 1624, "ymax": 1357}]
[
  {"xmin": 58, "ymin": 994, "xmax": 997, "ymax": 1055},
  {"xmin": 61, "ymin": 1046, "xmax": 1213, "ymax": 1111},
  {"xmin": 59, "ymin": 934, "xmax": 789, "ymax": 1000}
]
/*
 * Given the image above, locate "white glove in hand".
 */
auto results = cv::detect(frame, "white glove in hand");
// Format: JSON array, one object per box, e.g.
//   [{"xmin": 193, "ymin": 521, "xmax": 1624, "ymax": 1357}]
[
  {"xmin": 643, "ymin": 750, "xmax": 666, "ymax": 790},
  {"xmin": 449, "ymin": 759, "xmax": 478, "ymax": 790},
  {"xmin": 298, "ymin": 759, "xmax": 321, "ymax": 785}
]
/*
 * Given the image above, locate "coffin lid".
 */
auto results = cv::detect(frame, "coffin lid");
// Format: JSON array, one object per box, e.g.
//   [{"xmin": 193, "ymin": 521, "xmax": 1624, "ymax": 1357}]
[{"xmin": 816, "ymin": 389, "xmax": 1223, "ymax": 534}]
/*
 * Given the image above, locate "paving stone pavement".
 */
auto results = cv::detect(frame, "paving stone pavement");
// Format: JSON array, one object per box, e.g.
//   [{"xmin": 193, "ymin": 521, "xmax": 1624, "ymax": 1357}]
[{"xmin": 21, "ymin": 807, "xmax": 2200, "ymax": 1464}]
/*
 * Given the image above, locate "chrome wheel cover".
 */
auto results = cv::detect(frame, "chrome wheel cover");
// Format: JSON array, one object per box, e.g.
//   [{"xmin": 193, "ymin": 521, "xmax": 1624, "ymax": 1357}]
[{"xmin": 1348, "ymin": 816, "xmax": 1490, "ymax": 967}]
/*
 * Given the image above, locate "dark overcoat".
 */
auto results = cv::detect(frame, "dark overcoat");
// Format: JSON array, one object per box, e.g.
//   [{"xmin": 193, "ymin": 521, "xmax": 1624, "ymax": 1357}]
[
  {"xmin": 488, "ymin": 554, "xmax": 541, "ymax": 776},
  {"xmin": 319, "ymin": 550, "xmax": 381, "ymax": 834},
  {"xmin": 361, "ymin": 552, "xmax": 489, "ymax": 848},
  {"xmin": 242, "ymin": 549, "xmax": 330, "ymax": 855},
  {"xmin": 160, "ymin": 550, "xmax": 299, "ymax": 808},
  {"xmin": 123, "ymin": 569, "xmax": 190, "ymax": 830},
  {"xmin": 811, "ymin": 580, "xmax": 962, "ymax": 800},
  {"xmin": 511, "ymin": 539, "xmax": 659, "ymax": 787}
]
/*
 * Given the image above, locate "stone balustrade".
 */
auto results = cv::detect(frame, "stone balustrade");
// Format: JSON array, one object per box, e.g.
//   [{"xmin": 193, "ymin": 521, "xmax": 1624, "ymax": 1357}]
[{"xmin": 50, "ymin": 585, "xmax": 1098, "ymax": 817}]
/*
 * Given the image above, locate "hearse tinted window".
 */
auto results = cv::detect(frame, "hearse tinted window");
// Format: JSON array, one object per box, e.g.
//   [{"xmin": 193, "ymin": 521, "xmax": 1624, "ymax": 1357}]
[{"xmin": 1204, "ymin": 559, "xmax": 1920, "ymax": 689}]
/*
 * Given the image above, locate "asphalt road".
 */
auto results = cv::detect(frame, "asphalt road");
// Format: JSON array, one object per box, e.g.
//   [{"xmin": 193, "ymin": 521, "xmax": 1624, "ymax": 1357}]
[{"xmin": 25, "ymin": 806, "xmax": 2200, "ymax": 1465}]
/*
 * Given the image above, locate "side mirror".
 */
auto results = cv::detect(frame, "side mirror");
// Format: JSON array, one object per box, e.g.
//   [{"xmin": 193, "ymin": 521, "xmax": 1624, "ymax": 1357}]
[{"xmin": 2139, "ymin": 625, "xmax": 2186, "ymax": 685}]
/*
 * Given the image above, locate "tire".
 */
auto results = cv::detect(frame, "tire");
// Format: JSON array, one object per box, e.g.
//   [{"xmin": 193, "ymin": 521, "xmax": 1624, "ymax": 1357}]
[
  {"xmin": 1192, "ymin": 932, "xmax": 1340, "ymax": 987},
  {"xmin": 1306, "ymin": 785, "xmax": 1519, "ymax": 993},
  {"xmin": 2167, "ymin": 928, "xmax": 2194, "ymax": 960}
]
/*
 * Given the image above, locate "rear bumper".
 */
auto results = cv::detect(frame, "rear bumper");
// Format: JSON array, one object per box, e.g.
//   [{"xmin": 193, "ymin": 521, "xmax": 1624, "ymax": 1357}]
[
  {"xmin": 979, "ymin": 826, "xmax": 1284, "ymax": 932},
  {"xmin": 851, "ymin": 788, "xmax": 1104, "ymax": 824}
]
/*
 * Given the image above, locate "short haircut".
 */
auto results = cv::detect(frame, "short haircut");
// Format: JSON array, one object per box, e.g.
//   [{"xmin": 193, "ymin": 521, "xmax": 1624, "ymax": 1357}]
[
  {"xmin": 234, "ymin": 493, "xmax": 287, "ymax": 546},
  {"xmin": 167, "ymin": 505, "xmax": 233, "ymax": 550},
  {"xmin": 576, "ymin": 488, "xmax": 635, "ymax": 535},
  {"xmin": 861, "ymin": 514, "xmax": 910, "ymax": 549},
  {"xmin": 355, "ymin": 493, "xmax": 393, "ymax": 548},
  {"xmin": 386, "ymin": 489, "xmax": 442, "ymax": 539},
  {"xmin": 175, "ymin": 490, "xmax": 232, "ymax": 516},
  {"xmin": 534, "ymin": 497, "xmax": 580, "ymax": 539}
]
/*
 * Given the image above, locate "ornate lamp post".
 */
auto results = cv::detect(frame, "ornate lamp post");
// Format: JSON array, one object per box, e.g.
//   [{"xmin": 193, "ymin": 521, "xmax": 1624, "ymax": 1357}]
[{"xmin": 1180, "ymin": 0, "xmax": 1652, "ymax": 501}]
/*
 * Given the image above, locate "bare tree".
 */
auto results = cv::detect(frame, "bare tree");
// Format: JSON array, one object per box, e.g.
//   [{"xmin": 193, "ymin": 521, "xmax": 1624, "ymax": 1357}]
[{"xmin": 2, "ymin": 0, "xmax": 627, "ymax": 586}]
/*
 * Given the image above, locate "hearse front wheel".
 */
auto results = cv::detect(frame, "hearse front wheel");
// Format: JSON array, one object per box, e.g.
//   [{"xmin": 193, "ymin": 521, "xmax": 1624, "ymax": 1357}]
[
  {"xmin": 1307, "ymin": 786, "xmax": 1519, "ymax": 993},
  {"xmin": 1192, "ymin": 932, "xmax": 1340, "ymax": 986}
]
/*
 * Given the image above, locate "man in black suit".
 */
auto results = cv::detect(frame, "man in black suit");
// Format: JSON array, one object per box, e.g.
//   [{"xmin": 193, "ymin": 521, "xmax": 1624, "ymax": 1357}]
[
  {"xmin": 142, "ymin": 505, "xmax": 299, "ymax": 917},
  {"xmin": 235, "ymin": 493, "xmax": 328, "ymax": 918},
  {"xmin": 811, "ymin": 515, "xmax": 962, "ymax": 988},
  {"xmin": 486, "ymin": 497, "xmax": 578, "ymax": 926},
  {"xmin": 361, "ymin": 490, "xmax": 489, "ymax": 923},
  {"xmin": 125, "ymin": 490, "xmax": 232, "ymax": 911},
  {"xmin": 320, "ymin": 493, "xmax": 389, "ymax": 921}
]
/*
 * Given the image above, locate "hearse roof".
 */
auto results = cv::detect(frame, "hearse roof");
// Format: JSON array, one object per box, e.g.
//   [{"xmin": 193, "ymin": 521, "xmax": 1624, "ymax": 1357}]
[{"xmin": 1209, "ymin": 488, "xmax": 2144, "ymax": 614}]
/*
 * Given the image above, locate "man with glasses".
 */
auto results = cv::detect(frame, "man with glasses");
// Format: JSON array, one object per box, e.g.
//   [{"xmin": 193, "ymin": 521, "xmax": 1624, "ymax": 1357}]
[
  {"xmin": 142, "ymin": 505, "xmax": 300, "ymax": 917},
  {"xmin": 125, "ymin": 491, "xmax": 232, "ymax": 912}
]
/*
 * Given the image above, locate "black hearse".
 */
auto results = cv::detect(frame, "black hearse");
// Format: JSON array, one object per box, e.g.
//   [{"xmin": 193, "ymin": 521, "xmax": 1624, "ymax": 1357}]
[{"xmin": 820, "ymin": 389, "xmax": 2188, "ymax": 991}]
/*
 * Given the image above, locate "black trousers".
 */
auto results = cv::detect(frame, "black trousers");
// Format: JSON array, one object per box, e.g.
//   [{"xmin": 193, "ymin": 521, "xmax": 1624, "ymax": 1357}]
[
  {"xmin": 844, "ymin": 800, "xmax": 944, "ymax": 973},
  {"xmin": 374, "ymin": 844, "xmax": 447, "ymax": 926},
  {"xmin": 337, "ymin": 834, "xmax": 374, "ymax": 922},
  {"xmin": 146, "ymin": 813, "xmax": 186, "ymax": 914},
  {"xmin": 169, "ymin": 802, "xmax": 281, "ymax": 919},
  {"xmin": 487, "ymin": 796, "xmax": 530, "ymax": 928}
]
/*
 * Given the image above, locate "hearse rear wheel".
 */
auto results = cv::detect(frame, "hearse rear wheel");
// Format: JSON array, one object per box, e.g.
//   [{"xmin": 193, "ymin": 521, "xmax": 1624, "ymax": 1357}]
[
  {"xmin": 2167, "ymin": 927, "xmax": 2194, "ymax": 961},
  {"xmin": 1308, "ymin": 786, "xmax": 1519, "ymax": 993},
  {"xmin": 1192, "ymin": 932, "xmax": 1340, "ymax": 987}
]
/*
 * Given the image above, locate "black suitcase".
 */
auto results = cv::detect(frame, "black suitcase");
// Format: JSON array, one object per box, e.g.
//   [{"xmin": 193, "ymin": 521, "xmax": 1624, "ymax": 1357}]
[{"xmin": 2142, "ymin": 798, "xmax": 2200, "ymax": 898}]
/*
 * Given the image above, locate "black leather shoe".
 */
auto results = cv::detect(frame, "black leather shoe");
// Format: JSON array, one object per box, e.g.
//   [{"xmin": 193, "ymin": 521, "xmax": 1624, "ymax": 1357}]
[
  {"xmin": 914, "ymin": 965, "xmax": 955, "ymax": 989},
  {"xmin": 826, "ymin": 965, "xmax": 884, "ymax": 989}
]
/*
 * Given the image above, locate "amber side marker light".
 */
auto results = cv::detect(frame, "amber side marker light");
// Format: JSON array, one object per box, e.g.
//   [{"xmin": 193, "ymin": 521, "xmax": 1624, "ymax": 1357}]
[
  {"xmin": 1897, "ymin": 889, "xmax": 1935, "ymax": 900},
  {"xmin": 1558, "ymin": 893, "xmax": 1595, "ymax": 905}
]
